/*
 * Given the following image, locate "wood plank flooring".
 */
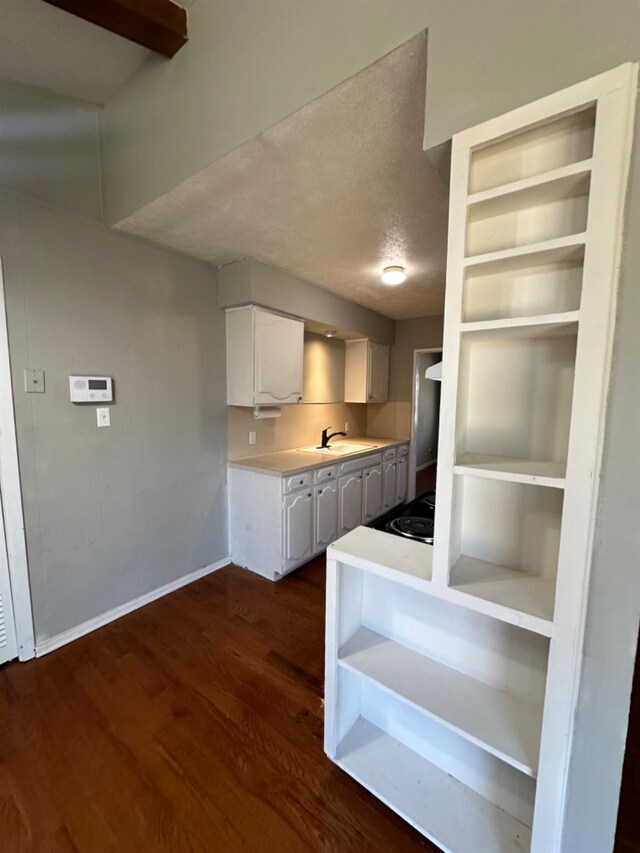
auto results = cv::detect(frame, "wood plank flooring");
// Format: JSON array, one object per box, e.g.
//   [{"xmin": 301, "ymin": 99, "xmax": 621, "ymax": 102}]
[{"xmin": 0, "ymin": 559, "xmax": 435, "ymax": 852}]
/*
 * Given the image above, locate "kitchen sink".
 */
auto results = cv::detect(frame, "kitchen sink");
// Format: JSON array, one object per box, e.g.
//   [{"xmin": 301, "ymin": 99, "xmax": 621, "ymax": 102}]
[{"xmin": 297, "ymin": 443, "xmax": 377, "ymax": 456}]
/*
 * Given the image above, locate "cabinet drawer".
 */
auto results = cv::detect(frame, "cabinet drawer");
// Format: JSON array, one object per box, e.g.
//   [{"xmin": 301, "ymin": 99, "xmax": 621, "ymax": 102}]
[
  {"xmin": 383, "ymin": 447, "xmax": 397, "ymax": 462},
  {"xmin": 315, "ymin": 465, "xmax": 338, "ymax": 484},
  {"xmin": 397, "ymin": 444, "xmax": 409, "ymax": 458},
  {"xmin": 284, "ymin": 471, "xmax": 313, "ymax": 493},
  {"xmin": 339, "ymin": 452, "xmax": 382, "ymax": 476}
]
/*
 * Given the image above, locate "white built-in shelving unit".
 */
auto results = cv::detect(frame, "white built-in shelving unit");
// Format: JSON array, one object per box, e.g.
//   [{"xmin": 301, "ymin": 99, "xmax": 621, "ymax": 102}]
[{"xmin": 325, "ymin": 64, "xmax": 638, "ymax": 852}]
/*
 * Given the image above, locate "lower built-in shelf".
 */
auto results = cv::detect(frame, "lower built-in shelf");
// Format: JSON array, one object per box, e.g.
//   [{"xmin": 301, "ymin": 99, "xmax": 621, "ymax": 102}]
[
  {"xmin": 450, "ymin": 555, "xmax": 556, "ymax": 622},
  {"xmin": 454, "ymin": 453, "xmax": 566, "ymax": 488},
  {"xmin": 337, "ymin": 718, "xmax": 532, "ymax": 853},
  {"xmin": 339, "ymin": 627, "xmax": 541, "ymax": 776}
]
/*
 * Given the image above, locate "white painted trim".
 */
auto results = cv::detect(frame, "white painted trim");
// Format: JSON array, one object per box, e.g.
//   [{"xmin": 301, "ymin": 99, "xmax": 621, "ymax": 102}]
[
  {"xmin": 0, "ymin": 260, "xmax": 35, "ymax": 661},
  {"xmin": 416, "ymin": 461, "xmax": 436, "ymax": 473},
  {"xmin": 408, "ymin": 348, "xmax": 442, "ymax": 501},
  {"xmin": 35, "ymin": 556, "xmax": 230, "ymax": 657}
]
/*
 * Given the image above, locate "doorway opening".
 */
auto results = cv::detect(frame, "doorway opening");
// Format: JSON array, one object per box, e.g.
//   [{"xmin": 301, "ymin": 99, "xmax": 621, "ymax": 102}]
[{"xmin": 409, "ymin": 348, "xmax": 442, "ymax": 501}]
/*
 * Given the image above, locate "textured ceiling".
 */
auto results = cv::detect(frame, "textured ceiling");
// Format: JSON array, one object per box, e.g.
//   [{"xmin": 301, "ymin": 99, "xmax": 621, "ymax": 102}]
[
  {"xmin": 0, "ymin": 0, "xmax": 195, "ymax": 104},
  {"xmin": 116, "ymin": 32, "xmax": 449, "ymax": 319}
]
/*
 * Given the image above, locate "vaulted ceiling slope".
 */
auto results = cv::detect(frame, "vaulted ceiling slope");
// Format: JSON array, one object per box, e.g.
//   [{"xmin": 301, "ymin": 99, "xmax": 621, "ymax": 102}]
[
  {"xmin": 0, "ymin": 0, "xmax": 195, "ymax": 103},
  {"xmin": 115, "ymin": 33, "xmax": 449, "ymax": 319}
]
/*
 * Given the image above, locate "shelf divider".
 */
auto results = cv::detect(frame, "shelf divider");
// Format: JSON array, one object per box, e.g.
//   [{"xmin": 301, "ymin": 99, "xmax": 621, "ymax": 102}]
[
  {"xmin": 454, "ymin": 454, "xmax": 566, "ymax": 488},
  {"xmin": 467, "ymin": 158, "xmax": 593, "ymax": 207},
  {"xmin": 464, "ymin": 232, "xmax": 587, "ymax": 270}
]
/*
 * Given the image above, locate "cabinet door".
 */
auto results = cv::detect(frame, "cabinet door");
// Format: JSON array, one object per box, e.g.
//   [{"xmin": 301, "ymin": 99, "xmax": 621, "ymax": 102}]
[
  {"xmin": 396, "ymin": 456, "xmax": 408, "ymax": 504},
  {"xmin": 254, "ymin": 310, "xmax": 304, "ymax": 405},
  {"xmin": 314, "ymin": 482, "xmax": 338, "ymax": 554},
  {"xmin": 383, "ymin": 460, "xmax": 397, "ymax": 511},
  {"xmin": 362, "ymin": 464, "xmax": 383, "ymax": 523},
  {"xmin": 338, "ymin": 473, "xmax": 363, "ymax": 536},
  {"xmin": 367, "ymin": 342, "xmax": 389, "ymax": 402},
  {"xmin": 283, "ymin": 489, "xmax": 313, "ymax": 572}
]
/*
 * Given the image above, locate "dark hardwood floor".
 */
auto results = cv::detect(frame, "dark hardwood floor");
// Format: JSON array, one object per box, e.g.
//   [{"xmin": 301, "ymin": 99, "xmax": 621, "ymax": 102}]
[
  {"xmin": 0, "ymin": 559, "xmax": 435, "ymax": 852},
  {"xmin": 416, "ymin": 464, "xmax": 437, "ymax": 495}
]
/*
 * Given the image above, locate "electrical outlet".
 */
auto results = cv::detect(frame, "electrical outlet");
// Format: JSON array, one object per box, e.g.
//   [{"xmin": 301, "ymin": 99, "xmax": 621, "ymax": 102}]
[
  {"xmin": 344, "ymin": 421, "xmax": 349, "ymax": 434},
  {"xmin": 24, "ymin": 369, "xmax": 45, "ymax": 393},
  {"xmin": 96, "ymin": 407, "xmax": 111, "ymax": 428},
  {"xmin": 249, "ymin": 431, "xmax": 256, "ymax": 445}
]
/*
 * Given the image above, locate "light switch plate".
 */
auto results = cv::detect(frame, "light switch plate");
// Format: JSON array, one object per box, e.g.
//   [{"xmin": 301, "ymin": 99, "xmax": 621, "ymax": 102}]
[
  {"xmin": 249, "ymin": 431, "xmax": 256, "ymax": 445},
  {"xmin": 96, "ymin": 407, "xmax": 111, "ymax": 428},
  {"xmin": 24, "ymin": 369, "xmax": 45, "ymax": 393}
]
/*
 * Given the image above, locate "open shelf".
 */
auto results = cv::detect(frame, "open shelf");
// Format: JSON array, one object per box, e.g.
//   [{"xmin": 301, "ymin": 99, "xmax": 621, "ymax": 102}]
[
  {"xmin": 339, "ymin": 627, "xmax": 542, "ymax": 776},
  {"xmin": 457, "ymin": 321, "xmax": 576, "ymax": 464},
  {"xmin": 337, "ymin": 718, "xmax": 532, "ymax": 853},
  {"xmin": 468, "ymin": 106, "xmax": 595, "ymax": 194},
  {"xmin": 464, "ymin": 232, "xmax": 587, "ymax": 271},
  {"xmin": 466, "ymin": 171, "xmax": 590, "ymax": 258},
  {"xmin": 460, "ymin": 311, "xmax": 580, "ymax": 336},
  {"xmin": 450, "ymin": 555, "xmax": 557, "ymax": 623},
  {"xmin": 454, "ymin": 453, "xmax": 566, "ymax": 488},
  {"xmin": 448, "ymin": 477, "xmax": 563, "ymax": 621},
  {"xmin": 468, "ymin": 158, "xmax": 593, "ymax": 207}
]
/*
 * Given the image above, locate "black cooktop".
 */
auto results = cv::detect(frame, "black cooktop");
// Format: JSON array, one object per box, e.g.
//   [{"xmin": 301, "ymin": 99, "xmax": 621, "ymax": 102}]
[{"xmin": 371, "ymin": 490, "xmax": 436, "ymax": 544}]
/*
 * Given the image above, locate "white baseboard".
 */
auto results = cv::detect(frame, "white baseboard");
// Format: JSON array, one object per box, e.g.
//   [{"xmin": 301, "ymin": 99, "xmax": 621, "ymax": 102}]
[
  {"xmin": 416, "ymin": 460, "xmax": 437, "ymax": 472},
  {"xmin": 35, "ymin": 556, "xmax": 230, "ymax": 657}
]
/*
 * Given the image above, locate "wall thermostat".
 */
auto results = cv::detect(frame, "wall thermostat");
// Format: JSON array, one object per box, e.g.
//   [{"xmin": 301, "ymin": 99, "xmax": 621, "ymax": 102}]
[{"xmin": 69, "ymin": 376, "xmax": 113, "ymax": 403}]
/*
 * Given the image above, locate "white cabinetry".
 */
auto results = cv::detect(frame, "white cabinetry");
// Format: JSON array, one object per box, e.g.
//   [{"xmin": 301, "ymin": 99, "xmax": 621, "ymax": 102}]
[
  {"xmin": 382, "ymin": 458, "xmax": 397, "ymax": 512},
  {"xmin": 396, "ymin": 455, "xmax": 408, "ymax": 504},
  {"xmin": 314, "ymin": 481, "xmax": 338, "ymax": 555},
  {"xmin": 338, "ymin": 472, "xmax": 363, "ymax": 536},
  {"xmin": 325, "ymin": 65, "xmax": 638, "ymax": 853},
  {"xmin": 362, "ymin": 464, "xmax": 383, "ymax": 524},
  {"xmin": 283, "ymin": 489, "xmax": 314, "ymax": 572},
  {"xmin": 226, "ymin": 305, "xmax": 304, "ymax": 406},
  {"xmin": 345, "ymin": 339, "xmax": 390, "ymax": 403}
]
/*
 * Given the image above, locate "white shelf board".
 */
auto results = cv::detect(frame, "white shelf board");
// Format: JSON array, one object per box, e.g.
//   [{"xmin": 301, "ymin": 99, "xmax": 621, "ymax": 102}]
[
  {"xmin": 336, "ymin": 717, "xmax": 532, "ymax": 853},
  {"xmin": 339, "ymin": 627, "xmax": 541, "ymax": 777},
  {"xmin": 450, "ymin": 555, "xmax": 556, "ymax": 622},
  {"xmin": 329, "ymin": 526, "xmax": 554, "ymax": 637},
  {"xmin": 467, "ymin": 158, "xmax": 593, "ymax": 207},
  {"xmin": 454, "ymin": 454, "xmax": 566, "ymax": 488},
  {"xmin": 460, "ymin": 311, "xmax": 580, "ymax": 337},
  {"xmin": 464, "ymin": 232, "xmax": 587, "ymax": 271}
]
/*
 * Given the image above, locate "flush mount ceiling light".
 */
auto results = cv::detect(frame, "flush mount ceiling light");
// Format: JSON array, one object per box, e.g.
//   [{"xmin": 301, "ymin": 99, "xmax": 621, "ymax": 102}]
[
  {"xmin": 381, "ymin": 265, "xmax": 406, "ymax": 286},
  {"xmin": 323, "ymin": 329, "xmax": 337, "ymax": 338}
]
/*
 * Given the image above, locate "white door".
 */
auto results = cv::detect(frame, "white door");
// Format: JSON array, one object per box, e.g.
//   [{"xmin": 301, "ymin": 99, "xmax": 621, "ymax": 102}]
[
  {"xmin": 362, "ymin": 464, "xmax": 383, "ymax": 523},
  {"xmin": 314, "ymin": 481, "xmax": 338, "ymax": 554},
  {"xmin": 339, "ymin": 473, "xmax": 363, "ymax": 536},
  {"xmin": 283, "ymin": 489, "xmax": 313, "ymax": 573},
  {"xmin": 396, "ymin": 456, "xmax": 408, "ymax": 505},
  {"xmin": 0, "ymin": 491, "xmax": 17, "ymax": 664},
  {"xmin": 367, "ymin": 342, "xmax": 389, "ymax": 402},
  {"xmin": 383, "ymin": 460, "xmax": 397, "ymax": 511},
  {"xmin": 254, "ymin": 309, "xmax": 304, "ymax": 405}
]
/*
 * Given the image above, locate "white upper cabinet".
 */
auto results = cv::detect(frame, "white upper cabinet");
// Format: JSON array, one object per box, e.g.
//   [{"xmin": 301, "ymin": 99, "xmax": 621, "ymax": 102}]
[
  {"xmin": 345, "ymin": 339, "xmax": 390, "ymax": 403},
  {"xmin": 225, "ymin": 306, "xmax": 304, "ymax": 406}
]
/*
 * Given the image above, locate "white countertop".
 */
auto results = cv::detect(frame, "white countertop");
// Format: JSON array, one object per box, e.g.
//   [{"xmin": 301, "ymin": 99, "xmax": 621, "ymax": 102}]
[{"xmin": 228, "ymin": 437, "xmax": 407, "ymax": 477}]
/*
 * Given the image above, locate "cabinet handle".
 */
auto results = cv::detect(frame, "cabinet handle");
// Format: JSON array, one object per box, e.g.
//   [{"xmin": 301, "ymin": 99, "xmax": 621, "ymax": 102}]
[
  {"xmin": 308, "ymin": 492, "xmax": 312, "ymax": 497},
  {"xmin": 318, "ymin": 489, "xmax": 323, "ymax": 495}
]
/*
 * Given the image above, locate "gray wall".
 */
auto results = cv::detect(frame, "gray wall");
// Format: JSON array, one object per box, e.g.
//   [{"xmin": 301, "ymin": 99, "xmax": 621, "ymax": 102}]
[
  {"xmin": 0, "ymin": 192, "xmax": 227, "ymax": 645},
  {"xmin": 218, "ymin": 259, "xmax": 395, "ymax": 343},
  {"xmin": 0, "ymin": 79, "xmax": 102, "ymax": 221},
  {"xmin": 416, "ymin": 351, "xmax": 441, "ymax": 468},
  {"xmin": 303, "ymin": 333, "xmax": 345, "ymax": 403},
  {"xmin": 102, "ymin": 0, "xmax": 640, "ymax": 224},
  {"xmin": 391, "ymin": 315, "xmax": 443, "ymax": 402}
]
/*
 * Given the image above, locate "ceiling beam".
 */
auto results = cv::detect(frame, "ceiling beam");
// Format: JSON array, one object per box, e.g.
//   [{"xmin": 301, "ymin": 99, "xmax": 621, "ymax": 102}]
[{"xmin": 43, "ymin": 0, "xmax": 188, "ymax": 58}]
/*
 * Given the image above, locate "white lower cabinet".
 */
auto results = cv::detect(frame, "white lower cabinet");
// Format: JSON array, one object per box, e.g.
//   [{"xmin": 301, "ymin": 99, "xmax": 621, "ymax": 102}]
[
  {"xmin": 362, "ymin": 464, "xmax": 383, "ymax": 523},
  {"xmin": 339, "ymin": 472, "xmax": 363, "ymax": 536},
  {"xmin": 314, "ymin": 481, "xmax": 338, "ymax": 554},
  {"xmin": 228, "ymin": 443, "xmax": 409, "ymax": 580},
  {"xmin": 283, "ymin": 488, "xmax": 314, "ymax": 573},
  {"xmin": 383, "ymin": 459, "xmax": 397, "ymax": 511},
  {"xmin": 396, "ymin": 456, "xmax": 408, "ymax": 504}
]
